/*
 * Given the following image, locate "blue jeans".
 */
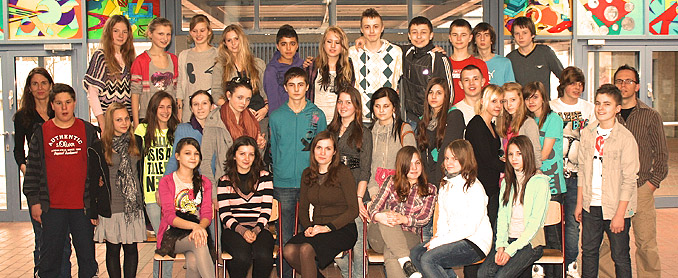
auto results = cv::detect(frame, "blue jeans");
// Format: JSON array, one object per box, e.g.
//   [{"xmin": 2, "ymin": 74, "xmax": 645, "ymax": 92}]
[
  {"xmin": 478, "ymin": 239, "xmax": 543, "ymax": 278},
  {"xmin": 581, "ymin": 206, "xmax": 631, "ymax": 278},
  {"xmin": 336, "ymin": 217, "xmax": 365, "ymax": 278},
  {"xmin": 563, "ymin": 176, "xmax": 579, "ymax": 266},
  {"xmin": 273, "ymin": 187, "xmax": 300, "ymax": 278},
  {"xmin": 421, "ymin": 220, "xmax": 433, "ymax": 243},
  {"xmin": 31, "ymin": 215, "xmax": 72, "ymax": 277},
  {"xmin": 147, "ymin": 203, "xmax": 173, "ymax": 278},
  {"xmin": 39, "ymin": 209, "xmax": 97, "ymax": 278},
  {"xmin": 411, "ymin": 240, "xmax": 483, "ymax": 278}
]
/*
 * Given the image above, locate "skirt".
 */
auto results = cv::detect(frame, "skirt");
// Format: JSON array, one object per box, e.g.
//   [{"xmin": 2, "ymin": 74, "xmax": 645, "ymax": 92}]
[
  {"xmin": 94, "ymin": 212, "xmax": 147, "ymax": 244},
  {"xmin": 286, "ymin": 222, "xmax": 357, "ymax": 268}
]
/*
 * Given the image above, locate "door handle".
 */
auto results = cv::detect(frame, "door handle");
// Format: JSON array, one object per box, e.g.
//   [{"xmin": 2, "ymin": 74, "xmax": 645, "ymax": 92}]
[
  {"xmin": 8, "ymin": 90, "xmax": 13, "ymax": 110},
  {"xmin": 647, "ymin": 83, "xmax": 654, "ymax": 102}
]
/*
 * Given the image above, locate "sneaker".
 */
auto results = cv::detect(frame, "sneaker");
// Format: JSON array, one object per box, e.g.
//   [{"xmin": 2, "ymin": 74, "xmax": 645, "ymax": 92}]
[
  {"xmin": 402, "ymin": 261, "xmax": 422, "ymax": 278},
  {"xmin": 567, "ymin": 262, "xmax": 581, "ymax": 278},
  {"xmin": 532, "ymin": 264, "xmax": 545, "ymax": 278}
]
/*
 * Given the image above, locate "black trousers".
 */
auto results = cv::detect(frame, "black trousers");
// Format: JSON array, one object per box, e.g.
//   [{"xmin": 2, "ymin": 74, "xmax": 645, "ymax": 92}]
[{"xmin": 221, "ymin": 227, "xmax": 275, "ymax": 278}]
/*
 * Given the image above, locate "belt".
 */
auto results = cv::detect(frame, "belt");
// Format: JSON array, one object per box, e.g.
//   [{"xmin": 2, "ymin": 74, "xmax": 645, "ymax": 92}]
[{"xmin": 340, "ymin": 156, "xmax": 360, "ymax": 169}]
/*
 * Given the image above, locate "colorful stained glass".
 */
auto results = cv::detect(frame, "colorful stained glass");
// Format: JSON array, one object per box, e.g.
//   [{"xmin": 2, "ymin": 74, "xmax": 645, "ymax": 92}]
[
  {"xmin": 577, "ymin": 0, "xmax": 643, "ymax": 35},
  {"xmin": 504, "ymin": 0, "xmax": 573, "ymax": 36},
  {"xmin": 8, "ymin": 0, "xmax": 83, "ymax": 40},
  {"xmin": 87, "ymin": 0, "xmax": 161, "ymax": 39},
  {"xmin": 649, "ymin": 0, "xmax": 678, "ymax": 35}
]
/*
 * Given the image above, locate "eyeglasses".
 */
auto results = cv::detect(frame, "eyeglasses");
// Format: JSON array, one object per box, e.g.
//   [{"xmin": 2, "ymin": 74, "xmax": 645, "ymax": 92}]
[{"xmin": 614, "ymin": 79, "xmax": 637, "ymax": 85}]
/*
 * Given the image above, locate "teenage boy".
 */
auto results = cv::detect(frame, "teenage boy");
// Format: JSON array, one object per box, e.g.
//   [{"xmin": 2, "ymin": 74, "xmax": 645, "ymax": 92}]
[
  {"xmin": 269, "ymin": 67, "xmax": 327, "ymax": 278},
  {"xmin": 402, "ymin": 16, "xmax": 453, "ymax": 125},
  {"xmin": 454, "ymin": 64, "xmax": 486, "ymax": 124},
  {"xmin": 23, "ymin": 84, "xmax": 99, "ymax": 278},
  {"xmin": 597, "ymin": 65, "xmax": 667, "ymax": 278},
  {"xmin": 507, "ymin": 16, "xmax": 564, "ymax": 96},
  {"xmin": 448, "ymin": 19, "xmax": 489, "ymax": 105},
  {"xmin": 349, "ymin": 8, "xmax": 403, "ymax": 122},
  {"xmin": 575, "ymin": 84, "xmax": 639, "ymax": 278},
  {"xmin": 472, "ymin": 22, "xmax": 516, "ymax": 86},
  {"xmin": 264, "ymin": 24, "xmax": 304, "ymax": 114},
  {"xmin": 550, "ymin": 66, "xmax": 594, "ymax": 274}
]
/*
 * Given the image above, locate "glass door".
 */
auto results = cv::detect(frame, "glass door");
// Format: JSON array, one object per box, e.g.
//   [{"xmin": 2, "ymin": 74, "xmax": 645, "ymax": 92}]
[
  {"xmin": 585, "ymin": 47, "xmax": 641, "ymax": 103},
  {"xmin": 646, "ymin": 48, "xmax": 678, "ymax": 138},
  {"xmin": 0, "ymin": 50, "xmax": 74, "ymax": 221}
]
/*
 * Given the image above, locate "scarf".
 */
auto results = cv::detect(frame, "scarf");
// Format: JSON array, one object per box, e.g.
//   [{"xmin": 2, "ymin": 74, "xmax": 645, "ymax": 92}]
[
  {"xmin": 189, "ymin": 115, "xmax": 204, "ymax": 134},
  {"xmin": 112, "ymin": 133, "xmax": 144, "ymax": 223},
  {"xmin": 443, "ymin": 171, "xmax": 460, "ymax": 181},
  {"xmin": 220, "ymin": 102, "xmax": 260, "ymax": 140}
]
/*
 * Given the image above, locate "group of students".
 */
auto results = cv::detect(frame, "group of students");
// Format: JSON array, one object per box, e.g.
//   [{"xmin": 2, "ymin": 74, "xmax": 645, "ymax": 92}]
[{"xmin": 14, "ymin": 7, "xmax": 666, "ymax": 278}]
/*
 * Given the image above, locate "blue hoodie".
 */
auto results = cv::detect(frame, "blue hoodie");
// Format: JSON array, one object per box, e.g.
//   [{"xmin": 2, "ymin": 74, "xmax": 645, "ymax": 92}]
[
  {"xmin": 269, "ymin": 100, "xmax": 327, "ymax": 188},
  {"xmin": 264, "ymin": 50, "xmax": 304, "ymax": 114}
]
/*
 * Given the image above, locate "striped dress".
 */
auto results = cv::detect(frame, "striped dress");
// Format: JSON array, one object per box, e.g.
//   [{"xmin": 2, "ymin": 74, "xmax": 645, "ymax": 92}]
[
  {"xmin": 217, "ymin": 170, "xmax": 274, "ymax": 235},
  {"xmin": 83, "ymin": 49, "xmax": 132, "ymax": 115}
]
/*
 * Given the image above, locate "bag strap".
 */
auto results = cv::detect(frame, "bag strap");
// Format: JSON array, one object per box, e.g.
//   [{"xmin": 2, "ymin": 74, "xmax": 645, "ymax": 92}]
[{"xmin": 400, "ymin": 122, "xmax": 414, "ymax": 147}]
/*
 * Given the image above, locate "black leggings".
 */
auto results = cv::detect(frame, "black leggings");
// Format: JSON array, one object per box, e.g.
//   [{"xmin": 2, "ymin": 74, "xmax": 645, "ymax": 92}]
[
  {"xmin": 221, "ymin": 228, "xmax": 275, "ymax": 278},
  {"xmin": 105, "ymin": 242, "xmax": 138, "ymax": 278}
]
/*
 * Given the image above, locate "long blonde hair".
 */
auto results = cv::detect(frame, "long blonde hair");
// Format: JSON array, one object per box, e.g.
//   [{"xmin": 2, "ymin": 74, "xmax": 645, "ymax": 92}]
[
  {"xmin": 315, "ymin": 26, "xmax": 353, "ymax": 92},
  {"xmin": 497, "ymin": 82, "xmax": 529, "ymax": 137},
  {"xmin": 475, "ymin": 84, "xmax": 504, "ymax": 115},
  {"xmin": 102, "ymin": 103, "xmax": 140, "ymax": 165},
  {"xmin": 100, "ymin": 15, "xmax": 135, "ymax": 77},
  {"xmin": 218, "ymin": 24, "xmax": 261, "ymax": 94}
]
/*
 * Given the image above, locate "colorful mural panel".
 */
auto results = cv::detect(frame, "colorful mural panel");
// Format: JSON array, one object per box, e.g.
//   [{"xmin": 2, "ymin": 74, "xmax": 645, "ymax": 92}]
[
  {"xmin": 87, "ymin": 0, "xmax": 161, "ymax": 39},
  {"xmin": 8, "ymin": 0, "xmax": 83, "ymax": 40},
  {"xmin": 0, "ymin": 5, "xmax": 4, "ymax": 40},
  {"xmin": 576, "ymin": 0, "xmax": 643, "ymax": 35},
  {"xmin": 649, "ymin": 0, "xmax": 678, "ymax": 35},
  {"xmin": 504, "ymin": 0, "xmax": 573, "ymax": 36}
]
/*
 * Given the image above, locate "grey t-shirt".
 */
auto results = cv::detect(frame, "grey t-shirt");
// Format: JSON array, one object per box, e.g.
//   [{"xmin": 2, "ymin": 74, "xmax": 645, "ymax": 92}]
[
  {"xmin": 139, "ymin": 53, "xmax": 176, "ymax": 119},
  {"xmin": 507, "ymin": 44, "xmax": 564, "ymax": 96},
  {"xmin": 109, "ymin": 152, "xmax": 141, "ymax": 214}
]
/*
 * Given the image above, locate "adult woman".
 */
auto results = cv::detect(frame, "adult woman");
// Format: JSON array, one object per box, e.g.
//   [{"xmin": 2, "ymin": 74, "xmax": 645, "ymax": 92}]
[
  {"xmin": 201, "ymin": 79, "xmax": 266, "ymax": 189},
  {"xmin": 367, "ymin": 146, "xmax": 436, "ymax": 278},
  {"xmin": 165, "ymin": 90, "xmax": 216, "ymax": 174},
  {"xmin": 131, "ymin": 17, "xmax": 178, "ymax": 127},
  {"xmin": 177, "ymin": 15, "xmax": 217, "ymax": 122},
  {"xmin": 217, "ymin": 136, "xmax": 275, "ymax": 278},
  {"xmin": 465, "ymin": 84, "xmax": 505, "ymax": 229},
  {"xmin": 305, "ymin": 26, "xmax": 355, "ymax": 124},
  {"xmin": 478, "ymin": 136, "xmax": 550, "ymax": 278},
  {"xmin": 84, "ymin": 15, "xmax": 135, "ymax": 130},
  {"xmin": 90, "ymin": 103, "xmax": 145, "ymax": 278},
  {"xmin": 410, "ymin": 140, "xmax": 492, "ymax": 278},
  {"xmin": 368, "ymin": 87, "xmax": 416, "ymax": 200},
  {"xmin": 283, "ymin": 131, "xmax": 359, "ymax": 278},
  {"xmin": 327, "ymin": 87, "xmax": 372, "ymax": 278},
  {"xmin": 133, "ymin": 91, "xmax": 179, "ymax": 277},
  {"xmin": 212, "ymin": 24, "xmax": 268, "ymax": 131},
  {"xmin": 158, "ymin": 138, "xmax": 214, "ymax": 278},
  {"xmin": 14, "ymin": 68, "xmax": 71, "ymax": 277},
  {"xmin": 497, "ymin": 82, "xmax": 541, "ymax": 168}
]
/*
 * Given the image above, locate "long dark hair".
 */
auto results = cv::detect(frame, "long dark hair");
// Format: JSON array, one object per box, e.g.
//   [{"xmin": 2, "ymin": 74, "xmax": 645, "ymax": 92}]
[
  {"xmin": 417, "ymin": 77, "xmax": 451, "ymax": 152},
  {"xmin": 308, "ymin": 131, "xmax": 341, "ymax": 187},
  {"xmin": 370, "ymin": 87, "xmax": 405, "ymax": 142},
  {"xmin": 101, "ymin": 15, "xmax": 135, "ymax": 77},
  {"xmin": 224, "ymin": 136, "xmax": 264, "ymax": 193},
  {"xmin": 443, "ymin": 140, "xmax": 477, "ymax": 191},
  {"xmin": 393, "ymin": 146, "xmax": 430, "ymax": 202},
  {"xmin": 176, "ymin": 138, "xmax": 204, "ymax": 198},
  {"xmin": 328, "ymin": 87, "xmax": 364, "ymax": 150},
  {"xmin": 142, "ymin": 91, "xmax": 179, "ymax": 154},
  {"xmin": 523, "ymin": 81, "xmax": 552, "ymax": 129},
  {"xmin": 17, "ymin": 67, "xmax": 54, "ymax": 128},
  {"xmin": 502, "ymin": 135, "xmax": 538, "ymax": 206}
]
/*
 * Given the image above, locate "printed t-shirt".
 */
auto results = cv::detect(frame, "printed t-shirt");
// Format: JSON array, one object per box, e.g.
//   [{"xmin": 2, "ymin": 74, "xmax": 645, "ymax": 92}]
[
  {"xmin": 43, "ymin": 119, "xmax": 88, "ymax": 209},
  {"xmin": 173, "ymin": 172, "xmax": 202, "ymax": 216},
  {"xmin": 535, "ymin": 112, "xmax": 566, "ymax": 195},
  {"xmin": 550, "ymin": 98, "xmax": 594, "ymax": 174},
  {"xmin": 591, "ymin": 127, "xmax": 612, "ymax": 206},
  {"xmin": 135, "ymin": 124, "xmax": 172, "ymax": 203}
]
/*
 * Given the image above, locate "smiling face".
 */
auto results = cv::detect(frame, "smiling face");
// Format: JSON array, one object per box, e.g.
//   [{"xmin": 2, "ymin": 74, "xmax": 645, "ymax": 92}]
[
  {"xmin": 176, "ymin": 143, "xmax": 201, "ymax": 171},
  {"xmin": 406, "ymin": 152, "xmax": 423, "ymax": 181},
  {"xmin": 474, "ymin": 30, "xmax": 492, "ymax": 51},
  {"xmin": 373, "ymin": 96, "xmax": 395, "ymax": 123},
  {"xmin": 460, "ymin": 68, "xmax": 484, "ymax": 98},
  {"xmin": 224, "ymin": 30, "xmax": 240, "ymax": 54},
  {"xmin": 507, "ymin": 143, "xmax": 523, "ymax": 172},
  {"xmin": 228, "ymin": 86, "xmax": 253, "ymax": 114},
  {"xmin": 30, "ymin": 73, "xmax": 52, "ymax": 101},
  {"xmin": 313, "ymin": 138, "xmax": 336, "ymax": 167},
  {"xmin": 503, "ymin": 90, "xmax": 521, "ymax": 115},
  {"xmin": 112, "ymin": 22, "xmax": 129, "ymax": 49},
  {"xmin": 112, "ymin": 108, "xmax": 131, "ymax": 136},
  {"xmin": 361, "ymin": 16, "xmax": 384, "ymax": 43},
  {"xmin": 512, "ymin": 25, "xmax": 534, "ymax": 49},
  {"xmin": 51, "ymin": 92, "xmax": 76, "ymax": 123},
  {"xmin": 594, "ymin": 93, "xmax": 621, "ymax": 124},
  {"xmin": 336, "ymin": 92, "xmax": 356, "ymax": 120},
  {"xmin": 149, "ymin": 25, "xmax": 172, "ymax": 49},
  {"xmin": 443, "ymin": 148, "xmax": 461, "ymax": 174},
  {"xmin": 449, "ymin": 26, "xmax": 472, "ymax": 51},
  {"xmin": 234, "ymin": 144, "xmax": 256, "ymax": 174},
  {"xmin": 190, "ymin": 22, "xmax": 211, "ymax": 46},
  {"xmin": 427, "ymin": 84, "xmax": 445, "ymax": 112},
  {"xmin": 156, "ymin": 97, "xmax": 173, "ymax": 126},
  {"xmin": 408, "ymin": 24, "xmax": 434, "ymax": 49},
  {"xmin": 190, "ymin": 93, "xmax": 213, "ymax": 121},
  {"xmin": 324, "ymin": 31, "xmax": 342, "ymax": 58}
]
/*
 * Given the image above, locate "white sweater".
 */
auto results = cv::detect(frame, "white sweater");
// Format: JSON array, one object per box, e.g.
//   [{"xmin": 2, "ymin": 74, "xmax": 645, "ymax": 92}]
[{"xmin": 428, "ymin": 175, "xmax": 493, "ymax": 255}]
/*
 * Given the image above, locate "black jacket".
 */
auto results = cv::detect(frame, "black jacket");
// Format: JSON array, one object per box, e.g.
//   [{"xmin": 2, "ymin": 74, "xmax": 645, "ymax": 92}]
[{"xmin": 401, "ymin": 43, "xmax": 454, "ymax": 122}]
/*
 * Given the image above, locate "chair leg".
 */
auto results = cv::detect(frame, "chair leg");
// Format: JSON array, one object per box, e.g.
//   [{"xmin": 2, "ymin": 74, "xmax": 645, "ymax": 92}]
[
  {"xmin": 348, "ymin": 249, "xmax": 353, "ymax": 278},
  {"xmin": 158, "ymin": 260, "xmax": 163, "ymax": 278}
]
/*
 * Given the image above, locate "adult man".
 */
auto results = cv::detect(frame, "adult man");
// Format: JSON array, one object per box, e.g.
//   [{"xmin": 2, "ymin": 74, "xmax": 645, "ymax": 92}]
[
  {"xmin": 506, "ymin": 16, "xmax": 564, "ymax": 96},
  {"xmin": 23, "ymin": 84, "xmax": 99, "ymax": 277},
  {"xmin": 454, "ymin": 64, "xmax": 486, "ymax": 125},
  {"xmin": 448, "ymin": 19, "xmax": 489, "ymax": 105},
  {"xmin": 349, "ymin": 8, "xmax": 403, "ymax": 122},
  {"xmin": 598, "ymin": 65, "xmax": 667, "ymax": 278},
  {"xmin": 472, "ymin": 22, "xmax": 515, "ymax": 86},
  {"xmin": 264, "ymin": 24, "xmax": 304, "ymax": 114}
]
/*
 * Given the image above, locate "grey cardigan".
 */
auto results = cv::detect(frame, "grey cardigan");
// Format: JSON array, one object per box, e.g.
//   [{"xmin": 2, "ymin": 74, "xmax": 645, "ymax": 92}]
[
  {"xmin": 200, "ymin": 108, "xmax": 234, "ymax": 200},
  {"xmin": 519, "ymin": 117, "xmax": 543, "ymax": 168},
  {"xmin": 337, "ymin": 124, "xmax": 373, "ymax": 196}
]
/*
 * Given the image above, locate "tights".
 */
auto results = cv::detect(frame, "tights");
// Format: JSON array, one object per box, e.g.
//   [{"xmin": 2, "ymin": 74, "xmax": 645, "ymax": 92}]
[
  {"xmin": 283, "ymin": 243, "xmax": 324, "ymax": 278},
  {"xmin": 105, "ymin": 242, "xmax": 138, "ymax": 278}
]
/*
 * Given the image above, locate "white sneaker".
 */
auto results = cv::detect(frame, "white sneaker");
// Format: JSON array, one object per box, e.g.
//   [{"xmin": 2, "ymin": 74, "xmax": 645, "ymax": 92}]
[
  {"xmin": 567, "ymin": 261, "xmax": 581, "ymax": 278},
  {"xmin": 531, "ymin": 264, "xmax": 545, "ymax": 278}
]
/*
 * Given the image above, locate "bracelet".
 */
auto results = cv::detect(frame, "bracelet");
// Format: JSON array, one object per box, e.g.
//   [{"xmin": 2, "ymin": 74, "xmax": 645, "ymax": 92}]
[{"xmin": 357, "ymin": 195, "xmax": 363, "ymax": 199}]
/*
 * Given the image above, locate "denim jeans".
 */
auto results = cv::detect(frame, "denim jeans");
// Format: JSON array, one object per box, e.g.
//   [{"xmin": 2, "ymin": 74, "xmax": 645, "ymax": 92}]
[
  {"xmin": 581, "ymin": 206, "xmax": 631, "ymax": 278},
  {"xmin": 477, "ymin": 239, "xmax": 543, "ymax": 278},
  {"xmin": 421, "ymin": 220, "xmax": 433, "ymax": 243},
  {"xmin": 31, "ymin": 215, "xmax": 72, "ymax": 277},
  {"xmin": 411, "ymin": 240, "xmax": 483, "ymax": 278},
  {"xmin": 273, "ymin": 187, "xmax": 300, "ymax": 278},
  {"xmin": 147, "ymin": 203, "xmax": 173, "ymax": 278},
  {"xmin": 336, "ymin": 217, "xmax": 365, "ymax": 278},
  {"xmin": 39, "ymin": 209, "xmax": 97, "ymax": 278},
  {"xmin": 563, "ymin": 176, "xmax": 579, "ymax": 266}
]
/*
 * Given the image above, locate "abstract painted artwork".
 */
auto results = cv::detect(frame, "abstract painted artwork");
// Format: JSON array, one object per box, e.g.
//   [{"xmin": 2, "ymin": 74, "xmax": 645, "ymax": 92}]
[
  {"xmin": 8, "ymin": 0, "xmax": 83, "ymax": 40},
  {"xmin": 649, "ymin": 0, "xmax": 678, "ymax": 35},
  {"xmin": 0, "ymin": 5, "xmax": 4, "ymax": 40},
  {"xmin": 577, "ymin": 0, "xmax": 643, "ymax": 35},
  {"xmin": 504, "ymin": 0, "xmax": 573, "ymax": 36},
  {"xmin": 87, "ymin": 0, "xmax": 161, "ymax": 39}
]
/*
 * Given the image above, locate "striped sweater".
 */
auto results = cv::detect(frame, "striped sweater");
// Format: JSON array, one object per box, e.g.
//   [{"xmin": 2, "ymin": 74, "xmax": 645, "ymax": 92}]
[{"xmin": 217, "ymin": 170, "xmax": 274, "ymax": 236}]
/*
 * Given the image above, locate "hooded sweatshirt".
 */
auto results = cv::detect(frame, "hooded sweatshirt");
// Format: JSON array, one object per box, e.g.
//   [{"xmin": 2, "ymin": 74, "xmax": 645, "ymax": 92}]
[
  {"xmin": 269, "ymin": 100, "xmax": 327, "ymax": 188},
  {"xmin": 401, "ymin": 42, "xmax": 453, "ymax": 122},
  {"xmin": 264, "ymin": 51, "xmax": 304, "ymax": 114}
]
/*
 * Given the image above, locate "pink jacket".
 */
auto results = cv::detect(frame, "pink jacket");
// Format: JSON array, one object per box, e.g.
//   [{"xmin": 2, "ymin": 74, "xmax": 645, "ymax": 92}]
[{"xmin": 157, "ymin": 173, "xmax": 213, "ymax": 248}]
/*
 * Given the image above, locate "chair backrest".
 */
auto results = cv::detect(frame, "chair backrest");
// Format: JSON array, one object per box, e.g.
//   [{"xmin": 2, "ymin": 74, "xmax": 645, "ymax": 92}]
[
  {"xmin": 270, "ymin": 199, "xmax": 279, "ymax": 222},
  {"xmin": 431, "ymin": 202, "xmax": 439, "ymax": 236},
  {"xmin": 544, "ymin": 201, "xmax": 562, "ymax": 226}
]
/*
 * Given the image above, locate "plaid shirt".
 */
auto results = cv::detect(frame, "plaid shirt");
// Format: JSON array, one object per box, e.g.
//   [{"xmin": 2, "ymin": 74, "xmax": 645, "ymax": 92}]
[{"xmin": 368, "ymin": 176, "xmax": 436, "ymax": 235}]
